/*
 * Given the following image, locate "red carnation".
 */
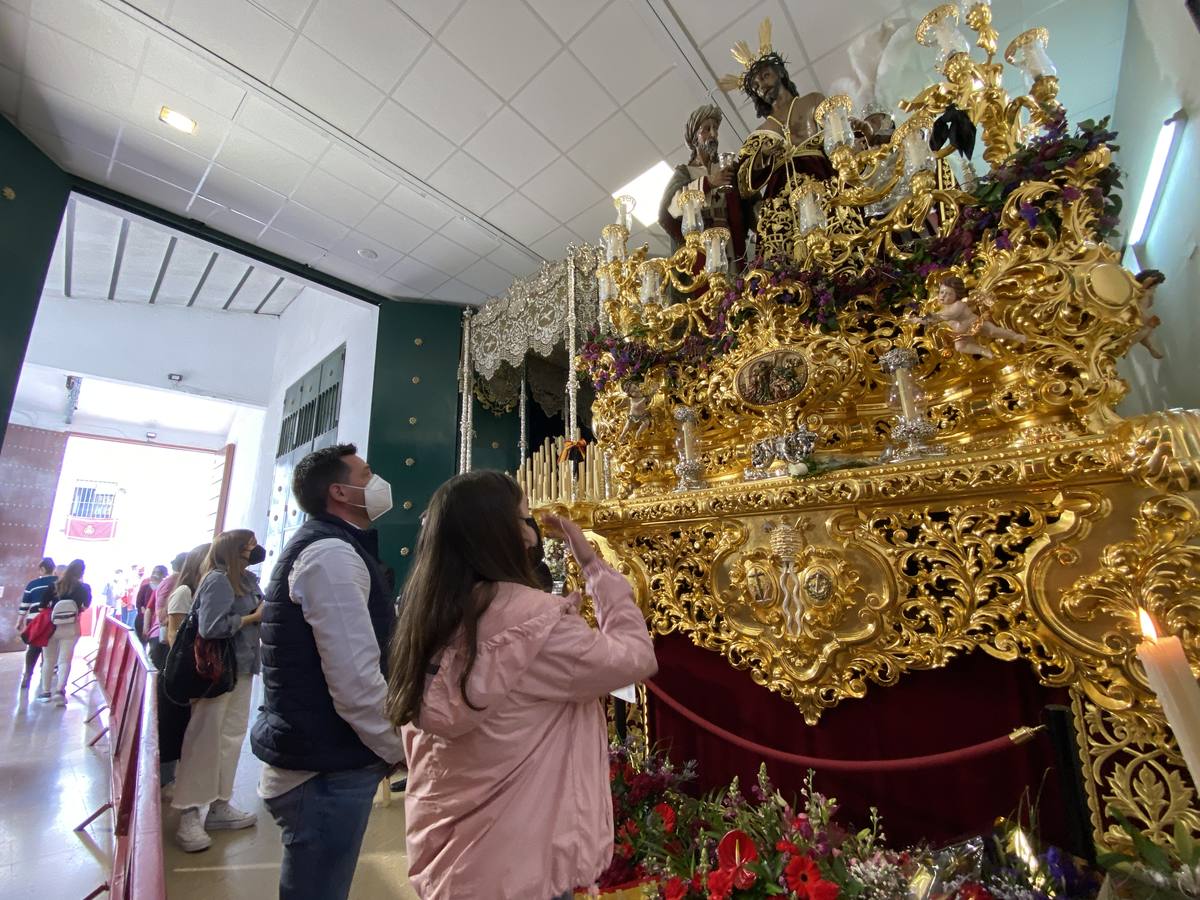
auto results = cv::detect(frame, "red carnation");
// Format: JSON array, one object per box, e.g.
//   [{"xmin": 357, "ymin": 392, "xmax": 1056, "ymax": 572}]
[
  {"xmin": 706, "ymin": 867, "xmax": 734, "ymax": 900},
  {"xmin": 662, "ymin": 876, "xmax": 688, "ymax": 900},
  {"xmin": 654, "ymin": 803, "xmax": 677, "ymax": 834}
]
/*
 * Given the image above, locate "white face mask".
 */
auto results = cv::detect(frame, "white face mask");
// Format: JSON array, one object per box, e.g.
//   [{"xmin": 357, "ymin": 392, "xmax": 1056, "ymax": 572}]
[{"xmin": 338, "ymin": 474, "xmax": 393, "ymax": 521}]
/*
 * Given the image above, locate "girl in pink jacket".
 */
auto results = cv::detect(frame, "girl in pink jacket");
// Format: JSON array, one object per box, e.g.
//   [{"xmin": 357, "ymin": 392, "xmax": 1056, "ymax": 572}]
[{"xmin": 387, "ymin": 471, "xmax": 658, "ymax": 899}]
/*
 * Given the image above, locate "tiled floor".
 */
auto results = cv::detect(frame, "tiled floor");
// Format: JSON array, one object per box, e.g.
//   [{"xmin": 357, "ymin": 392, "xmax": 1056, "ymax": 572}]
[{"xmin": 0, "ymin": 645, "xmax": 418, "ymax": 899}]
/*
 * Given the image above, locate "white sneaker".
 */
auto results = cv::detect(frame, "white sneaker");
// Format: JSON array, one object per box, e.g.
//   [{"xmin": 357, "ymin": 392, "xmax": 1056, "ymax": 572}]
[
  {"xmin": 176, "ymin": 808, "xmax": 212, "ymax": 852},
  {"xmin": 205, "ymin": 799, "xmax": 256, "ymax": 831}
]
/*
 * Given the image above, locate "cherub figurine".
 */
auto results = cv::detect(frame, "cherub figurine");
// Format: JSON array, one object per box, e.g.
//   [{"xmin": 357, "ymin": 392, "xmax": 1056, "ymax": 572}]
[
  {"xmin": 929, "ymin": 276, "xmax": 1026, "ymax": 359},
  {"xmin": 617, "ymin": 381, "xmax": 653, "ymax": 441},
  {"xmin": 1131, "ymin": 269, "xmax": 1165, "ymax": 359}
]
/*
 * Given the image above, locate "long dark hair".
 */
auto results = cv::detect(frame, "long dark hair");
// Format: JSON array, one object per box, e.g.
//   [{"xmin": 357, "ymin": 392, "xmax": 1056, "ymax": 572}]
[
  {"xmin": 177, "ymin": 543, "xmax": 212, "ymax": 596},
  {"xmin": 386, "ymin": 471, "xmax": 538, "ymax": 726},
  {"xmin": 746, "ymin": 56, "xmax": 800, "ymax": 119},
  {"xmin": 56, "ymin": 559, "xmax": 85, "ymax": 600}
]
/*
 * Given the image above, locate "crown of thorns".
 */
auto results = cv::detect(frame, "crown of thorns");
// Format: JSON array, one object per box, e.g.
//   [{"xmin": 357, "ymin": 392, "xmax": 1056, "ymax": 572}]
[{"xmin": 716, "ymin": 19, "xmax": 785, "ymax": 97}]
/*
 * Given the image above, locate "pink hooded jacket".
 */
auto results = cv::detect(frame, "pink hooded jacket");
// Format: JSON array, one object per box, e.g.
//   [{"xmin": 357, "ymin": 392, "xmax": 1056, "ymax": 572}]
[{"xmin": 401, "ymin": 544, "xmax": 657, "ymax": 900}]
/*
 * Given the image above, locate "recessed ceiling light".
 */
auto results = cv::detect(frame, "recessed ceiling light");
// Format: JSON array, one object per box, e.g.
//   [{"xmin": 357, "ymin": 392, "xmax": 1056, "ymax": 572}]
[
  {"xmin": 158, "ymin": 106, "xmax": 197, "ymax": 134},
  {"xmin": 613, "ymin": 161, "xmax": 674, "ymax": 228},
  {"xmin": 357, "ymin": 247, "xmax": 379, "ymax": 260},
  {"xmin": 146, "ymin": 431, "xmax": 158, "ymax": 440}
]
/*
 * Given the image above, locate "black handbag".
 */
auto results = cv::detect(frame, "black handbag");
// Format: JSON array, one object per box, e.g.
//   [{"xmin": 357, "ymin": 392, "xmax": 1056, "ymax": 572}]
[{"xmin": 163, "ymin": 606, "xmax": 237, "ymax": 705}]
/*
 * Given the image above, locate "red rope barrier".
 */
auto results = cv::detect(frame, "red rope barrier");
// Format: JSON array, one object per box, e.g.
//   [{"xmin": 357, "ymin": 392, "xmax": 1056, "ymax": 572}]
[{"xmin": 644, "ymin": 679, "xmax": 1039, "ymax": 773}]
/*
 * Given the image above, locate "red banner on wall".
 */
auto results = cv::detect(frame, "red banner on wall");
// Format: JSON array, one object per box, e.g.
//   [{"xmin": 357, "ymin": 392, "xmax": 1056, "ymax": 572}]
[{"xmin": 66, "ymin": 516, "xmax": 117, "ymax": 540}]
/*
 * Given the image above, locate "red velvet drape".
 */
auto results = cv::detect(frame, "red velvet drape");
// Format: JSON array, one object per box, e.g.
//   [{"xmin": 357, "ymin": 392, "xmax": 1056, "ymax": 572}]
[{"xmin": 649, "ymin": 633, "xmax": 1070, "ymax": 848}]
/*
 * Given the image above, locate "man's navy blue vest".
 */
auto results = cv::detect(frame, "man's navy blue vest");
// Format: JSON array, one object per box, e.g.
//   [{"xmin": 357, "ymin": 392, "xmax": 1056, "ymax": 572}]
[{"xmin": 250, "ymin": 514, "xmax": 394, "ymax": 772}]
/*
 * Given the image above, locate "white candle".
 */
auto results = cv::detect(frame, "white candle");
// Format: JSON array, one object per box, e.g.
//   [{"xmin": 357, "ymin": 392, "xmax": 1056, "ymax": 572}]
[{"xmin": 1137, "ymin": 608, "xmax": 1200, "ymax": 789}]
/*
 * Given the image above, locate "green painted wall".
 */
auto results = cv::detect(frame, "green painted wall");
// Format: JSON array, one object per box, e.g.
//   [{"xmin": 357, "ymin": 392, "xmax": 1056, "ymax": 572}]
[
  {"xmin": 0, "ymin": 119, "xmax": 72, "ymax": 431},
  {"xmin": 469, "ymin": 398, "xmax": 519, "ymax": 477},
  {"xmin": 368, "ymin": 301, "xmax": 462, "ymax": 585}
]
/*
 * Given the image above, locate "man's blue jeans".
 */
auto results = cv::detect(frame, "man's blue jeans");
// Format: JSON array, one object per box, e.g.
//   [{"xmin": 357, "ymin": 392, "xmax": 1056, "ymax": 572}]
[{"xmin": 263, "ymin": 764, "xmax": 386, "ymax": 900}]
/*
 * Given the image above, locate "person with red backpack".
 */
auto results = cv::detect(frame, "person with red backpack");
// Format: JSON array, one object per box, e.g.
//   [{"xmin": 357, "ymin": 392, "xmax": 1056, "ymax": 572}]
[{"xmin": 16, "ymin": 557, "xmax": 56, "ymax": 689}]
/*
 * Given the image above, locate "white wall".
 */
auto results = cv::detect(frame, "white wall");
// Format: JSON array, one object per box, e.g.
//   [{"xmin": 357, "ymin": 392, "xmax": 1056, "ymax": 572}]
[
  {"xmin": 1113, "ymin": 2, "xmax": 1200, "ymax": 415},
  {"xmin": 249, "ymin": 285, "xmax": 379, "ymax": 543},
  {"xmin": 221, "ymin": 404, "xmax": 266, "ymax": 533},
  {"xmin": 25, "ymin": 295, "xmax": 279, "ymax": 407}
]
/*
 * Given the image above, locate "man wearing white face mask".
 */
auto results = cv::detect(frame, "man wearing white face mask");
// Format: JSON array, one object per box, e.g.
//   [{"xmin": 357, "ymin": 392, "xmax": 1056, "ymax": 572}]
[{"xmin": 251, "ymin": 443, "xmax": 404, "ymax": 900}]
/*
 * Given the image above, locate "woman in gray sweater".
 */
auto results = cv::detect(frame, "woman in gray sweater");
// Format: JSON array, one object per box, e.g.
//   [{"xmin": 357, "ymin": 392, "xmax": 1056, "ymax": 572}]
[{"xmin": 172, "ymin": 528, "xmax": 265, "ymax": 853}]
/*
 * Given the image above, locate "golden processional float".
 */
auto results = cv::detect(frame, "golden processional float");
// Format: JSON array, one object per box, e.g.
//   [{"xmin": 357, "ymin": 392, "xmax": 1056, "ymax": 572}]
[{"xmin": 461, "ymin": 2, "xmax": 1200, "ymax": 858}]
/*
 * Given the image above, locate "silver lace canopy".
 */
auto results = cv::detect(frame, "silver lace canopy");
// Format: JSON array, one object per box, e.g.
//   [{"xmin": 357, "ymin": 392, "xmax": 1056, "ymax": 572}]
[{"xmin": 470, "ymin": 245, "xmax": 600, "ymax": 412}]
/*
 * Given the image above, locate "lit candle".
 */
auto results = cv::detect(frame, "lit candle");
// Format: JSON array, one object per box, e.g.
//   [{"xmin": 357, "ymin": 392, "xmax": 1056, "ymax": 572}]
[
  {"xmin": 1137, "ymin": 608, "xmax": 1200, "ymax": 788},
  {"xmin": 895, "ymin": 367, "xmax": 918, "ymax": 420}
]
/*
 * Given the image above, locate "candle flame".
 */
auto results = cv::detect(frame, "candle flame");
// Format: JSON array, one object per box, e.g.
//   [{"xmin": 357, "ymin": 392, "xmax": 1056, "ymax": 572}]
[{"xmin": 1138, "ymin": 607, "xmax": 1159, "ymax": 641}]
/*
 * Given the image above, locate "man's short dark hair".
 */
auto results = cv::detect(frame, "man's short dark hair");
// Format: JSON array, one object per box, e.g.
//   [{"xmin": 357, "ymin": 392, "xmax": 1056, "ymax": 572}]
[
  {"xmin": 39, "ymin": 556, "xmax": 55, "ymax": 574},
  {"xmin": 293, "ymin": 443, "xmax": 358, "ymax": 516}
]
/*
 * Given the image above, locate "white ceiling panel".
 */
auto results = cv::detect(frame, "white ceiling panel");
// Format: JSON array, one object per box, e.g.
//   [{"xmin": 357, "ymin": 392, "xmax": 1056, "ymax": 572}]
[
  {"xmin": 384, "ymin": 256, "xmax": 451, "ymax": 295},
  {"xmin": 464, "ymin": 107, "xmax": 557, "ymax": 187},
  {"xmin": 317, "ymin": 144, "xmax": 397, "ymax": 199},
  {"xmin": 226, "ymin": 267, "xmax": 286, "ymax": 313},
  {"xmin": 233, "ymin": 94, "xmax": 330, "ymax": 163},
  {"xmin": 457, "ymin": 257, "xmax": 514, "ymax": 296},
  {"xmin": 411, "ymin": 232, "xmax": 478, "ymax": 277},
  {"xmin": 115, "ymin": 125, "xmax": 211, "ymax": 192},
  {"xmin": 425, "ymin": 278, "xmax": 487, "ymax": 305},
  {"xmin": 522, "ymin": 155, "xmax": 604, "ymax": 224},
  {"xmin": 428, "ymin": 151, "xmax": 511, "ymax": 216},
  {"xmin": 269, "ymin": 201, "xmax": 350, "ymax": 249},
  {"xmin": 140, "ymin": 35, "xmax": 248, "ymax": 120},
  {"xmin": 289, "ymin": 167, "xmax": 376, "ymax": 228},
  {"xmin": 439, "ymin": 0, "xmax": 559, "ymax": 100},
  {"xmin": 357, "ymin": 203, "xmax": 434, "ymax": 254},
  {"xmin": 438, "ymin": 216, "xmax": 501, "ymax": 256},
  {"xmin": 198, "ymin": 165, "xmax": 286, "ymax": 223},
  {"xmin": 24, "ymin": 23, "xmax": 138, "ymax": 113},
  {"xmin": 571, "ymin": 1, "xmax": 673, "ymax": 105},
  {"xmin": 207, "ymin": 206, "xmax": 269, "ymax": 242},
  {"xmin": 569, "ymin": 110, "xmax": 661, "ymax": 195},
  {"xmin": 359, "ymin": 100, "xmax": 456, "ymax": 180},
  {"xmin": 29, "ymin": 0, "xmax": 146, "ymax": 69},
  {"xmin": 272, "ymin": 37, "xmax": 386, "ymax": 136},
  {"xmin": 216, "ymin": 127, "xmax": 311, "ymax": 196},
  {"xmin": 107, "ymin": 164, "xmax": 198, "ymax": 219},
  {"xmin": 567, "ymin": 197, "xmax": 617, "ymax": 245},
  {"xmin": 127, "ymin": 75, "xmax": 233, "ymax": 159},
  {"xmin": 325, "ymin": 230, "xmax": 405, "ymax": 276},
  {"xmin": 0, "ymin": 6, "xmax": 27, "ymax": 72},
  {"xmin": 625, "ymin": 68, "xmax": 710, "ymax": 156},
  {"xmin": 487, "ymin": 243, "xmax": 543, "ymax": 278},
  {"xmin": 530, "ymin": 225, "xmax": 580, "ymax": 261},
  {"xmin": 315, "ymin": 255, "xmax": 381, "ymax": 291},
  {"xmin": 486, "ymin": 192, "xmax": 558, "ymax": 245},
  {"xmin": 256, "ymin": 226, "xmax": 326, "ymax": 266},
  {"xmin": 169, "ymin": 0, "xmax": 295, "ymax": 84},
  {"xmin": 523, "ymin": 0, "xmax": 607, "ymax": 43},
  {"xmin": 259, "ymin": 279, "xmax": 303, "ymax": 315},
  {"xmin": 303, "ymin": 0, "xmax": 427, "ymax": 92},
  {"xmin": 18, "ymin": 84, "xmax": 122, "ymax": 157},
  {"xmin": 512, "ymin": 50, "xmax": 616, "ymax": 151},
  {"xmin": 252, "ymin": 0, "xmax": 313, "ymax": 28},
  {"xmin": 384, "ymin": 182, "xmax": 456, "ymax": 231},
  {"xmin": 71, "ymin": 199, "xmax": 126, "ymax": 298},
  {"xmin": 669, "ymin": 0, "xmax": 758, "ymax": 48},
  {"xmin": 392, "ymin": 43, "xmax": 501, "ymax": 145},
  {"xmin": 112, "ymin": 219, "xmax": 173, "ymax": 302},
  {"xmin": 398, "ymin": 0, "xmax": 458, "ymax": 36}
]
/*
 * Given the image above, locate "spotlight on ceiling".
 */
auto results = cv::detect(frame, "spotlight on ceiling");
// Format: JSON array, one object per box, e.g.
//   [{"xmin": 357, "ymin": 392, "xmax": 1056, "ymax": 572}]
[
  {"xmin": 158, "ymin": 106, "xmax": 197, "ymax": 134},
  {"xmin": 167, "ymin": 373, "xmax": 183, "ymax": 383},
  {"xmin": 146, "ymin": 431, "xmax": 158, "ymax": 441},
  {"xmin": 357, "ymin": 247, "xmax": 379, "ymax": 260}
]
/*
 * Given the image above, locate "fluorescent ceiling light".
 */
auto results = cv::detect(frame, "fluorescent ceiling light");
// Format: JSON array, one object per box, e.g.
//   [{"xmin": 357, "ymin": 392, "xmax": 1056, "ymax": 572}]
[
  {"xmin": 1128, "ymin": 112, "xmax": 1184, "ymax": 247},
  {"xmin": 613, "ymin": 161, "xmax": 674, "ymax": 228},
  {"xmin": 158, "ymin": 106, "xmax": 197, "ymax": 134}
]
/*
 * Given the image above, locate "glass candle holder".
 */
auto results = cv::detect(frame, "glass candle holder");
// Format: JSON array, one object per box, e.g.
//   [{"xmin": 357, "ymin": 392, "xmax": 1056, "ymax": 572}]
[
  {"xmin": 816, "ymin": 95, "xmax": 854, "ymax": 157},
  {"xmin": 901, "ymin": 126, "xmax": 935, "ymax": 178},
  {"xmin": 1005, "ymin": 28, "xmax": 1056, "ymax": 90},
  {"xmin": 679, "ymin": 189, "xmax": 705, "ymax": 237},
  {"xmin": 613, "ymin": 194, "xmax": 636, "ymax": 232},
  {"xmin": 638, "ymin": 259, "xmax": 665, "ymax": 305},
  {"xmin": 789, "ymin": 186, "xmax": 827, "ymax": 236},
  {"xmin": 701, "ymin": 227, "xmax": 731, "ymax": 276},
  {"xmin": 596, "ymin": 265, "xmax": 614, "ymax": 303},
  {"xmin": 917, "ymin": 4, "xmax": 970, "ymax": 71},
  {"xmin": 600, "ymin": 224, "xmax": 628, "ymax": 263}
]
